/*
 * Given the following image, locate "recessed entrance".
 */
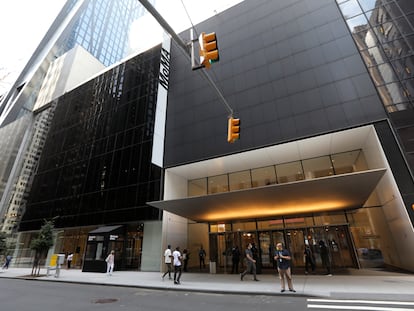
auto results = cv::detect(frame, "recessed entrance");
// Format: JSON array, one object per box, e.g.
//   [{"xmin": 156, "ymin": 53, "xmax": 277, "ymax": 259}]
[{"xmin": 209, "ymin": 224, "xmax": 358, "ymax": 274}]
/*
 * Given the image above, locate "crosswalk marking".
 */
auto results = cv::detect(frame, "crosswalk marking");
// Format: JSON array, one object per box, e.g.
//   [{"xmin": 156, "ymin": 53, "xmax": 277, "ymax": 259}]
[{"xmin": 307, "ymin": 298, "xmax": 414, "ymax": 311}]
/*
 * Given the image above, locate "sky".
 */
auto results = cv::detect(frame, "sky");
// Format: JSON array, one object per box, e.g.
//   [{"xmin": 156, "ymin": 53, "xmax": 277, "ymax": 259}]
[{"xmin": 0, "ymin": 0, "xmax": 243, "ymax": 95}]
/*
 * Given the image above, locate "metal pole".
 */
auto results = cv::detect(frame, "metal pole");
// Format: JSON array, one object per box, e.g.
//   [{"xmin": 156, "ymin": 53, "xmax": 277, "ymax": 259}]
[{"xmin": 138, "ymin": 0, "xmax": 233, "ymax": 116}]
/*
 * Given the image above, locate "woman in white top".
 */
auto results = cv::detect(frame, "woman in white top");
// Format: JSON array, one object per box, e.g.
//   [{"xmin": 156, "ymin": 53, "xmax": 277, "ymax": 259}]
[{"xmin": 105, "ymin": 250, "xmax": 115, "ymax": 275}]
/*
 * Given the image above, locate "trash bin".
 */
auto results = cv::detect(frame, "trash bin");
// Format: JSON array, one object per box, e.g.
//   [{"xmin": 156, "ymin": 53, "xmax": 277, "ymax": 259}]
[{"xmin": 209, "ymin": 261, "xmax": 216, "ymax": 274}]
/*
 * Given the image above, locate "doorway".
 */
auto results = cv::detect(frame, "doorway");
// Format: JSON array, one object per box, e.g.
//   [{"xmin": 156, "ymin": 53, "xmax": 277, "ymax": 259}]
[{"xmin": 209, "ymin": 224, "xmax": 357, "ymax": 273}]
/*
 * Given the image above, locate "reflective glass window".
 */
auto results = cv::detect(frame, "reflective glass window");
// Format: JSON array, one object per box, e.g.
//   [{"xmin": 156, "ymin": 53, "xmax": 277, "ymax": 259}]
[
  {"xmin": 331, "ymin": 150, "xmax": 363, "ymax": 174},
  {"xmin": 302, "ymin": 156, "xmax": 334, "ymax": 179},
  {"xmin": 339, "ymin": 0, "xmax": 363, "ymax": 19},
  {"xmin": 229, "ymin": 170, "xmax": 252, "ymax": 191},
  {"xmin": 345, "ymin": 14, "xmax": 369, "ymax": 33},
  {"xmin": 208, "ymin": 174, "xmax": 229, "ymax": 194},
  {"xmin": 377, "ymin": 83, "xmax": 408, "ymax": 106},
  {"xmin": 188, "ymin": 178, "xmax": 207, "ymax": 197},
  {"xmin": 251, "ymin": 166, "xmax": 277, "ymax": 187},
  {"xmin": 358, "ymin": 0, "xmax": 379, "ymax": 12},
  {"xmin": 276, "ymin": 161, "xmax": 304, "ymax": 183}
]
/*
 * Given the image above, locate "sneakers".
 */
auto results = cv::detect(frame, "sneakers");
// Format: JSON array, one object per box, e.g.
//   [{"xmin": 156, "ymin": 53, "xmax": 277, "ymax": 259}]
[
  {"xmin": 280, "ymin": 289, "xmax": 285, "ymax": 292},
  {"xmin": 289, "ymin": 289, "xmax": 296, "ymax": 292},
  {"xmin": 174, "ymin": 281, "xmax": 180, "ymax": 285},
  {"xmin": 254, "ymin": 279, "xmax": 260, "ymax": 281}
]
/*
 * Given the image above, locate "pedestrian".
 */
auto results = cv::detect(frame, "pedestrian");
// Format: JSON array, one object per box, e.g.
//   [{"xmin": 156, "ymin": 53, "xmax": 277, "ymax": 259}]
[
  {"xmin": 173, "ymin": 246, "xmax": 182, "ymax": 284},
  {"xmin": 231, "ymin": 246, "xmax": 240, "ymax": 274},
  {"xmin": 182, "ymin": 249, "xmax": 189, "ymax": 272},
  {"xmin": 304, "ymin": 245, "xmax": 315, "ymax": 274},
  {"xmin": 161, "ymin": 245, "xmax": 172, "ymax": 280},
  {"xmin": 2, "ymin": 255, "xmax": 12, "ymax": 269},
  {"xmin": 67, "ymin": 253, "xmax": 73, "ymax": 269},
  {"xmin": 319, "ymin": 240, "xmax": 332, "ymax": 275},
  {"xmin": 198, "ymin": 246, "xmax": 206, "ymax": 270},
  {"xmin": 240, "ymin": 243, "xmax": 259, "ymax": 281},
  {"xmin": 105, "ymin": 250, "xmax": 115, "ymax": 276},
  {"xmin": 274, "ymin": 242, "xmax": 296, "ymax": 292}
]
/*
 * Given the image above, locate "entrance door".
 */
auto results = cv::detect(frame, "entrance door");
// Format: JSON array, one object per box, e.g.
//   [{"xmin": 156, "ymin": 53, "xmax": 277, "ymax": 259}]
[{"xmin": 309, "ymin": 225, "xmax": 356, "ymax": 269}]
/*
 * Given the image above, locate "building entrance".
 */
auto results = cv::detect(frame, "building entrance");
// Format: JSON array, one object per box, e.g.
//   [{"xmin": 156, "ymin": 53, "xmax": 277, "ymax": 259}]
[{"xmin": 210, "ymin": 224, "xmax": 358, "ymax": 274}]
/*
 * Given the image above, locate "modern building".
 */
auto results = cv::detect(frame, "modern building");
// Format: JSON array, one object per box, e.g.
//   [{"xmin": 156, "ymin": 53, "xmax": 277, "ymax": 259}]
[
  {"xmin": 3, "ymin": 0, "xmax": 414, "ymax": 274},
  {"xmin": 0, "ymin": 0, "xmax": 153, "ymax": 236}
]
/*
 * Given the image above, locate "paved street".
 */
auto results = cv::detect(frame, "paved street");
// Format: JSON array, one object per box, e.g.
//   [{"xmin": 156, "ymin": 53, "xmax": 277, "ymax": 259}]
[{"xmin": 0, "ymin": 267, "xmax": 413, "ymax": 303}]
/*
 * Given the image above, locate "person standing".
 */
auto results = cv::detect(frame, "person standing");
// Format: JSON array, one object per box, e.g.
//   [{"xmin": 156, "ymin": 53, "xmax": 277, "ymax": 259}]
[
  {"xmin": 162, "ymin": 245, "xmax": 172, "ymax": 280},
  {"xmin": 67, "ymin": 253, "xmax": 73, "ymax": 269},
  {"xmin": 274, "ymin": 243, "xmax": 296, "ymax": 292},
  {"xmin": 240, "ymin": 243, "xmax": 259, "ymax": 281},
  {"xmin": 182, "ymin": 249, "xmax": 189, "ymax": 272},
  {"xmin": 304, "ymin": 245, "xmax": 315, "ymax": 274},
  {"xmin": 319, "ymin": 240, "xmax": 332, "ymax": 275},
  {"xmin": 105, "ymin": 250, "xmax": 115, "ymax": 276},
  {"xmin": 198, "ymin": 246, "xmax": 206, "ymax": 270},
  {"xmin": 173, "ymin": 246, "xmax": 182, "ymax": 284},
  {"xmin": 231, "ymin": 246, "xmax": 241, "ymax": 274}
]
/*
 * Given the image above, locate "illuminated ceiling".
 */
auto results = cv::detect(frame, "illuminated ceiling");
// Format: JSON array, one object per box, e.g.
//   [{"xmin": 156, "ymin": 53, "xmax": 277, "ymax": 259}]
[{"xmin": 147, "ymin": 168, "xmax": 386, "ymax": 222}]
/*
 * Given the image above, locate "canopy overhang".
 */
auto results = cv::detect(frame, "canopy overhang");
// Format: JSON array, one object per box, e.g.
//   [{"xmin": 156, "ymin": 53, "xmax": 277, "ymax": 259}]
[{"xmin": 147, "ymin": 169, "xmax": 386, "ymax": 222}]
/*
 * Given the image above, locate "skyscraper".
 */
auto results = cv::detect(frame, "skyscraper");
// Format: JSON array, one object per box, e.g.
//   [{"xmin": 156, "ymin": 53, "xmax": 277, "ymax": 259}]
[{"xmin": 0, "ymin": 0, "xmax": 156, "ymax": 264}]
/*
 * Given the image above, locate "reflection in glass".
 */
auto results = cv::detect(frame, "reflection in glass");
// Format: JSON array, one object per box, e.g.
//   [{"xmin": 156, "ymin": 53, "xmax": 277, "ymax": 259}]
[
  {"xmin": 331, "ymin": 150, "xmax": 363, "ymax": 174},
  {"xmin": 346, "ymin": 14, "xmax": 368, "ymax": 32},
  {"xmin": 358, "ymin": 0, "xmax": 379, "ymax": 12},
  {"xmin": 339, "ymin": 0, "xmax": 363, "ymax": 19},
  {"xmin": 208, "ymin": 174, "xmax": 229, "ymax": 194},
  {"xmin": 276, "ymin": 161, "xmax": 304, "ymax": 183},
  {"xmin": 229, "ymin": 170, "xmax": 252, "ymax": 191},
  {"xmin": 302, "ymin": 156, "xmax": 334, "ymax": 179},
  {"xmin": 251, "ymin": 166, "xmax": 277, "ymax": 187},
  {"xmin": 188, "ymin": 178, "xmax": 207, "ymax": 197}
]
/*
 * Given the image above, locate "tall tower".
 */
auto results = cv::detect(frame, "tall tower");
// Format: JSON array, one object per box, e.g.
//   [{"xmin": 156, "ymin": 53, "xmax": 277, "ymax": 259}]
[{"xmin": 0, "ymin": 0, "xmax": 155, "ymax": 234}]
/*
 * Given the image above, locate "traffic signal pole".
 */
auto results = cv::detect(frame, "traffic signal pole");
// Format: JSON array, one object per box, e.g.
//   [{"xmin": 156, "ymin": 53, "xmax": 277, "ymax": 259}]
[{"xmin": 138, "ymin": 0, "xmax": 234, "ymax": 116}]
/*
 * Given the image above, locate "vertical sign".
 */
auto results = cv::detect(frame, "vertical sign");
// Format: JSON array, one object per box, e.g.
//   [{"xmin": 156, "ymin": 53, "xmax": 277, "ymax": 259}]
[{"xmin": 152, "ymin": 32, "xmax": 171, "ymax": 167}]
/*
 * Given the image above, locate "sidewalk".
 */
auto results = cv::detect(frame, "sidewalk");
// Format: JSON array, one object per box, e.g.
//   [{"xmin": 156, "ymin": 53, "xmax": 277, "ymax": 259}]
[{"xmin": 1, "ymin": 267, "xmax": 413, "ymax": 301}]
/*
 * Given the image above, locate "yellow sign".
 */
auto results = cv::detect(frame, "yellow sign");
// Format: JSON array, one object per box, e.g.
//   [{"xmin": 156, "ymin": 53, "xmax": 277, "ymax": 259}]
[{"xmin": 49, "ymin": 254, "xmax": 58, "ymax": 266}]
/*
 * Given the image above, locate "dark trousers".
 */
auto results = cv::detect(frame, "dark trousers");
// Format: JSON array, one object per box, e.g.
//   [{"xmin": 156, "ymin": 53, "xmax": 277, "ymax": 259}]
[
  {"xmin": 241, "ymin": 261, "xmax": 257, "ymax": 280},
  {"xmin": 231, "ymin": 260, "xmax": 239, "ymax": 273},
  {"xmin": 162, "ymin": 263, "xmax": 172, "ymax": 279},
  {"xmin": 174, "ymin": 265, "xmax": 182, "ymax": 283}
]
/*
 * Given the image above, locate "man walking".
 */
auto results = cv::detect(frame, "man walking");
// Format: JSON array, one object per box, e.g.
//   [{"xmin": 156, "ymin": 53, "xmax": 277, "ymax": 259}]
[
  {"xmin": 274, "ymin": 243, "xmax": 296, "ymax": 293},
  {"xmin": 172, "ymin": 246, "xmax": 182, "ymax": 284},
  {"xmin": 161, "ymin": 245, "xmax": 172, "ymax": 280},
  {"xmin": 240, "ymin": 243, "xmax": 259, "ymax": 281}
]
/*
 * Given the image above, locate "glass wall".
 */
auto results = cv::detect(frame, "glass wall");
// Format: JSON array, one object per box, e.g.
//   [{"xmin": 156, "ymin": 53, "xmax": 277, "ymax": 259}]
[
  {"xmin": 20, "ymin": 46, "xmax": 163, "ymax": 231},
  {"xmin": 207, "ymin": 205, "xmax": 394, "ymax": 271},
  {"xmin": 336, "ymin": 0, "xmax": 414, "ymax": 112},
  {"xmin": 188, "ymin": 150, "xmax": 365, "ymax": 197}
]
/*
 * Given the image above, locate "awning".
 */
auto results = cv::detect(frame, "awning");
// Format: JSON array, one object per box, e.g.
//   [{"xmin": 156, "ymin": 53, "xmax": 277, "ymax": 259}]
[
  {"xmin": 88, "ymin": 225, "xmax": 123, "ymax": 234},
  {"xmin": 147, "ymin": 168, "xmax": 386, "ymax": 222}
]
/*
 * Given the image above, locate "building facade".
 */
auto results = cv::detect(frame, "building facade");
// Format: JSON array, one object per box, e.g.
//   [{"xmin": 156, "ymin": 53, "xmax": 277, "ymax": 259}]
[
  {"xmin": 152, "ymin": 0, "xmax": 414, "ymax": 273},
  {"xmin": 0, "ymin": 0, "xmax": 154, "ymax": 245},
  {"xmin": 3, "ymin": 0, "xmax": 414, "ymax": 274}
]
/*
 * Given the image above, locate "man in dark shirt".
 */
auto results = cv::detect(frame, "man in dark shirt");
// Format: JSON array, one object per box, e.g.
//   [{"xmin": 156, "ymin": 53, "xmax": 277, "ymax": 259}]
[
  {"xmin": 240, "ymin": 243, "xmax": 259, "ymax": 281},
  {"xmin": 274, "ymin": 243, "xmax": 296, "ymax": 293}
]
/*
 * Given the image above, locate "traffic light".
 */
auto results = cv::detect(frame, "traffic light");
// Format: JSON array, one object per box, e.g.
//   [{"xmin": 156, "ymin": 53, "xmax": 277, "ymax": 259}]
[
  {"xmin": 199, "ymin": 32, "xmax": 219, "ymax": 69},
  {"xmin": 227, "ymin": 117, "xmax": 240, "ymax": 143}
]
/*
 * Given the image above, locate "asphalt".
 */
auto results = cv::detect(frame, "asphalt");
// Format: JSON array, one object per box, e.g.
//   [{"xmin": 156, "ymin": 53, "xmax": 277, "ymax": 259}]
[{"xmin": 0, "ymin": 266, "xmax": 413, "ymax": 301}]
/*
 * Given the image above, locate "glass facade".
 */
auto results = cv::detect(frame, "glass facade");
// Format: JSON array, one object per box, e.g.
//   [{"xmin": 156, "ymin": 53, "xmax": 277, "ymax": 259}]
[
  {"xmin": 336, "ymin": 0, "xmax": 414, "ymax": 112},
  {"xmin": 188, "ymin": 150, "xmax": 364, "ymax": 197},
  {"xmin": 200, "ymin": 206, "xmax": 390, "ymax": 272},
  {"xmin": 19, "ymin": 45, "xmax": 163, "ymax": 231},
  {"xmin": 61, "ymin": 0, "xmax": 148, "ymax": 66}
]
